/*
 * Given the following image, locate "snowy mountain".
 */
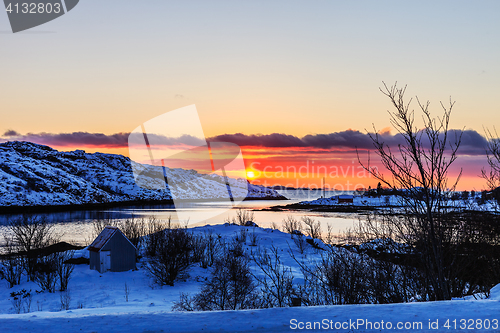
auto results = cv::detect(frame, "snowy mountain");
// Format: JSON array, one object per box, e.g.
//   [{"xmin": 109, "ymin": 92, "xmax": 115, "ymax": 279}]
[{"xmin": 0, "ymin": 141, "xmax": 284, "ymax": 208}]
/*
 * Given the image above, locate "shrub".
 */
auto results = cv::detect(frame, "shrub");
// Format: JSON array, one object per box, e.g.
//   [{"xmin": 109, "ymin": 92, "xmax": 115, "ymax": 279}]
[
  {"xmin": 60, "ymin": 289, "xmax": 71, "ymax": 310},
  {"xmin": 235, "ymin": 228, "xmax": 248, "ymax": 244},
  {"xmin": 34, "ymin": 254, "xmax": 58, "ymax": 292},
  {"xmin": 120, "ymin": 217, "xmax": 146, "ymax": 250},
  {"xmin": 302, "ymin": 216, "xmax": 321, "ymax": 240},
  {"xmin": 144, "ymin": 228, "xmax": 193, "ymax": 286},
  {"xmin": 248, "ymin": 229, "xmax": 259, "ymax": 247},
  {"xmin": 10, "ymin": 289, "xmax": 33, "ymax": 314},
  {"xmin": 191, "ymin": 230, "xmax": 222, "ymax": 269},
  {"xmin": 56, "ymin": 251, "xmax": 75, "ymax": 292},
  {"xmin": 174, "ymin": 244, "xmax": 258, "ymax": 311},
  {"xmin": 252, "ymin": 246, "xmax": 295, "ymax": 308},
  {"xmin": 282, "ymin": 216, "xmax": 302, "ymax": 235},
  {"xmin": 225, "ymin": 209, "xmax": 256, "ymax": 226},
  {"xmin": 0, "ymin": 238, "xmax": 23, "ymax": 288},
  {"xmin": 292, "ymin": 234, "xmax": 307, "ymax": 254},
  {"xmin": 144, "ymin": 216, "xmax": 169, "ymax": 257},
  {"xmin": 8, "ymin": 215, "xmax": 58, "ymax": 281}
]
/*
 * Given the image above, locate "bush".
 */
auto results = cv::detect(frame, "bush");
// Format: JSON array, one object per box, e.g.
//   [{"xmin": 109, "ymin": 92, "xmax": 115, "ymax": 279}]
[
  {"xmin": 235, "ymin": 228, "xmax": 248, "ymax": 244},
  {"xmin": 60, "ymin": 289, "xmax": 71, "ymax": 310},
  {"xmin": 225, "ymin": 209, "xmax": 256, "ymax": 226},
  {"xmin": 144, "ymin": 216, "xmax": 169, "ymax": 257},
  {"xmin": 7, "ymin": 215, "xmax": 58, "ymax": 281},
  {"xmin": 248, "ymin": 229, "xmax": 259, "ymax": 247},
  {"xmin": 174, "ymin": 244, "xmax": 258, "ymax": 311},
  {"xmin": 252, "ymin": 246, "xmax": 295, "ymax": 308},
  {"xmin": 292, "ymin": 234, "xmax": 308, "ymax": 254},
  {"xmin": 120, "ymin": 217, "xmax": 146, "ymax": 250},
  {"xmin": 292, "ymin": 244, "xmax": 421, "ymax": 306},
  {"xmin": 34, "ymin": 254, "xmax": 58, "ymax": 292},
  {"xmin": 282, "ymin": 216, "xmax": 302, "ymax": 235},
  {"xmin": 0, "ymin": 238, "xmax": 23, "ymax": 288},
  {"xmin": 191, "ymin": 230, "xmax": 222, "ymax": 269},
  {"xmin": 144, "ymin": 228, "xmax": 193, "ymax": 286},
  {"xmin": 10, "ymin": 289, "xmax": 33, "ymax": 314},
  {"xmin": 91, "ymin": 217, "xmax": 117, "ymax": 240},
  {"xmin": 302, "ymin": 216, "xmax": 321, "ymax": 240},
  {"xmin": 56, "ymin": 251, "xmax": 75, "ymax": 292}
]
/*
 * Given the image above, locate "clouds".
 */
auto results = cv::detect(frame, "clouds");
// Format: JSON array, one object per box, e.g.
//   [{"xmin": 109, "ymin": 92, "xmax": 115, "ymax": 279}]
[
  {"xmin": 0, "ymin": 131, "xmax": 206, "ymax": 148},
  {"xmin": 0, "ymin": 129, "xmax": 489, "ymax": 155},
  {"xmin": 209, "ymin": 133, "xmax": 304, "ymax": 148},
  {"xmin": 209, "ymin": 130, "xmax": 387, "ymax": 149},
  {"xmin": 456, "ymin": 130, "xmax": 488, "ymax": 155},
  {"xmin": 3, "ymin": 129, "xmax": 20, "ymax": 137},
  {"xmin": 209, "ymin": 129, "xmax": 488, "ymax": 154},
  {"xmin": 2, "ymin": 132, "xmax": 131, "ymax": 147}
]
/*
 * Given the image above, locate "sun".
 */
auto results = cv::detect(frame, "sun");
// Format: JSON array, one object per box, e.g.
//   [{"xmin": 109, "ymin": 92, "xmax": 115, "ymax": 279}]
[{"xmin": 246, "ymin": 171, "xmax": 256, "ymax": 179}]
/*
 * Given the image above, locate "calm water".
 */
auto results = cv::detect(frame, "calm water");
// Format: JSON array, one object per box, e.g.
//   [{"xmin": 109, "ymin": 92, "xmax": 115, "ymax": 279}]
[{"xmin": 0, "ymin": 190, "xmax": 361, "ymax": 246}]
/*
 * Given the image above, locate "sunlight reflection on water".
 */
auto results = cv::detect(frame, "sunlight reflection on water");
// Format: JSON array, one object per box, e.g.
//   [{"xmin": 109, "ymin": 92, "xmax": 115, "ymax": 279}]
[{"xmin": 0, "ymin": 190, "xmax": 360, "ymax": 246}]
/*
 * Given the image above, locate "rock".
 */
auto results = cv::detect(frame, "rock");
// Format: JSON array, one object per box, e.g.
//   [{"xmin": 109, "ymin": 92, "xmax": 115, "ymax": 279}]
[{"xmin": 244, "ymin": 221, "xmax": 258, "ymax": 227}]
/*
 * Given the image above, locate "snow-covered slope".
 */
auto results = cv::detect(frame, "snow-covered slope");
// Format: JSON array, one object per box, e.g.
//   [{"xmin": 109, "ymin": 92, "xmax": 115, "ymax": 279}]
[
  {"xmin": 0, "ymin": 224, "xmax": 498, "ymax": 333},
  {"xmin": 1, "ymin": 298, "xmax": 499, "ymax": 333},
  {"xmin": 0, "ymin": 141, "xmax": 283, "ymax": 207}
]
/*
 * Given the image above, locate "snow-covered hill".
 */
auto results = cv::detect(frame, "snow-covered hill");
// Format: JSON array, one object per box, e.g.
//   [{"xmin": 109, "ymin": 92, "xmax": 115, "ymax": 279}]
[{"xmin": 0, "ymin": 141, "xmax": 283, "ymax": 208}]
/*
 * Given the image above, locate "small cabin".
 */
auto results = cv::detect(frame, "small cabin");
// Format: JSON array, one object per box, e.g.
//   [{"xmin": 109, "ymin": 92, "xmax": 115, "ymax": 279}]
[
  {"xmin": 337, "ymin": 194, "xmax": 354, "ymax": 204},
  {"xmin": 88, "ymin": 226, "xmax": 136, "ymax": 273}
]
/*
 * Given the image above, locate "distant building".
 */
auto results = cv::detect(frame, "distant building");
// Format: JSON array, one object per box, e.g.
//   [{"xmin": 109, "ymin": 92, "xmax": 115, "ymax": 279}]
[
  {"xmin": 88, "ymin": 226, "xmax": 136, "ymax": 273},
  {"xmin": 337, "ymin": 194, "xmax": 354, "ymax": 204}
]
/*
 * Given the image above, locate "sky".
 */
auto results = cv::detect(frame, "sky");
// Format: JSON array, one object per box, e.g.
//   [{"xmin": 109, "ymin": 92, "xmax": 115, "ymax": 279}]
[{"xmin": 1, "ymin": 1, "xmax": 500, "ymax": 190}]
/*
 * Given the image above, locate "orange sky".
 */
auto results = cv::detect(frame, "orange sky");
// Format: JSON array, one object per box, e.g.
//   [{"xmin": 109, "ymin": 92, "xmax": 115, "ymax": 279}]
[
  {"xmin": 32, "ymin": 142, "xmax": 488, "ymax": 192},
  {"xmin": 1, "ymin": 2, "xmax": 499, "ymax": 192}
]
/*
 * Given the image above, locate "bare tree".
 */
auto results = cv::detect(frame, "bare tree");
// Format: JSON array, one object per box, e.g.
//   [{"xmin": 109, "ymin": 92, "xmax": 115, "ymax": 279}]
[
  {"xmin": 56, "ymin": 251, "xmax": 75, "ymax": 292},
  {"xmin": 481, "ymin": 128, "xmax": 500, "ymax": 208},
  {"xmin": 144, "ymin": 228, "xmax": 193, "ymax": 286},
  {"xmin": 34, "ymin": 253, "xmax": 58, "ymax": 292},
  {"xmin": 0, "ymin": 237, "xmax": 23, "ymax": 288},
  {"xmin": 301, "ymin": 216, "xmax": 321, "ymax": 240},
  {"xmin": 8, "ymin": 216, "xmax": 58, "ymax": 281},
  {"xmin": 120, "ymin": 217, "xmax": 146, "ymax": 250},
  {"xmin": 251, "ymin": 246, "xmax": 294, "ymax": 307},
  {"xmin": 144, "ymin": 216, "xmax": 169, "ymax": 257},
  {"xmin": 357, "ymin": 82, "xmax": 463, "ymax": 300},
  {"xmin": 282, "ymin": 216, "xmax": 302, "ymax": 235},
  {"xmin": 174, "ymin": 244, "xmax": 258, "ymax": 311},
  {"xmin": 191, "ymin": 230, "xmax": 223, "ymax": 269},
  {"xmin": 225, "ymin": 209, "xmax": 256, "ymax": 226},
  {"xmin": 91, "ymin": 217, "xmax": 117, "ymax": 240}
]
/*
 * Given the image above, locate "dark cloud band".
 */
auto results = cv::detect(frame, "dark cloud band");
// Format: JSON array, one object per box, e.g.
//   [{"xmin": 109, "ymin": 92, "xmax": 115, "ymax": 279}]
[
  {"xmin": 210, "ymin": 129, "xmax": 487, "ymax": 154},
  {"xmin": 0, "ymin": 129, "xmax": 488, "ymax": 155}
]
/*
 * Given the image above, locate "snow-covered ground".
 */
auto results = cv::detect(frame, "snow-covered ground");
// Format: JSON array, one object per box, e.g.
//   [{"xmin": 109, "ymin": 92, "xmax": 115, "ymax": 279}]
[
  {"xmin": 1, "ymin": 224, "xmax": 499, "ymax": 332},
  {"xmin": 299, "ymin": 194, "xmax": 499, "ymax": 212},
  {"xmin": 1, "ymin": 296, "xmax": 500, "ymax": 332}
]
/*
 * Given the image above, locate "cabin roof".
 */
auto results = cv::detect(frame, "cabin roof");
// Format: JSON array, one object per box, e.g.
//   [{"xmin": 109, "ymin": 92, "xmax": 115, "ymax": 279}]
[{"xmin": 88, "ymin": 226, "xmax": 120, "ymax": 252}]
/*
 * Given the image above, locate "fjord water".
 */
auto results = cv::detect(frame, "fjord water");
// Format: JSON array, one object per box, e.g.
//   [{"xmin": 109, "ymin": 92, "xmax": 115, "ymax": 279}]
[{"xmin": 0, "ymin": 190, "xmax": 359, "ymax": 246}]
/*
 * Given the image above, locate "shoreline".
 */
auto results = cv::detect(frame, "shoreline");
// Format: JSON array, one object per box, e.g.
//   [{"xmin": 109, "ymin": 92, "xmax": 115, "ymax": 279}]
[
  {"xmin": 261, "ymin": 202, "xmax": 379, "ymax": 213},
  {"xmin": 0, "ymin": 195, "xmax": 288, "ymax": 215}
]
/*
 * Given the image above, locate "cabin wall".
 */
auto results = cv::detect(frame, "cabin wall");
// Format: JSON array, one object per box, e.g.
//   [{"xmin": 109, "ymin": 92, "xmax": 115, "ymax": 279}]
[
  {"xmin": 101, "ymin": 233, "xmax": 136, "ymax": 272},
  {"xmin": 89, "ymin": 251, "xmax": 100, "ymax": 272}
]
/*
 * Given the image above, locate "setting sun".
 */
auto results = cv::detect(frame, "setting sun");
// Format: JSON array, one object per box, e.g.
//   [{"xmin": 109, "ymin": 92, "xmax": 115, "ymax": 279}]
[{"xmin": 246, "ymin": 171, "xmax": 256, "ymax": 179}]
